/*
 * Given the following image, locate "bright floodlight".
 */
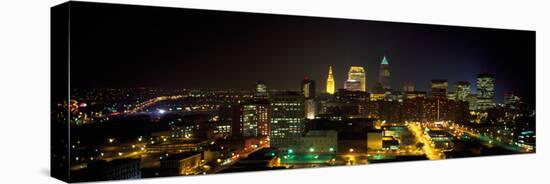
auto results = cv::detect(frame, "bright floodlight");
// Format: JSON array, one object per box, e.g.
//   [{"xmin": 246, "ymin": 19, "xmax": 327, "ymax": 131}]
[{"xmin": 158, "ymin": 109, "xmax": 166, "ymax": 114}]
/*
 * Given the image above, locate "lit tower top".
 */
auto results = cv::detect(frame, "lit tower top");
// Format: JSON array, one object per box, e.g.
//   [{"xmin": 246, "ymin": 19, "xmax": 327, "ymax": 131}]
[
  {"xmin": 347, "ymin": 66, "xmax": 367, "ymax": 92},
  {"xmin": 326, "ymin": 66, "xmax": 335, "ymax": 95},
  {"xmin": 381, "ymin": 56, "xmax": 389, "ymax": 65},
  {"xmin": 378, "ymin": 56, "xmax": 391, "ymax": 90}
]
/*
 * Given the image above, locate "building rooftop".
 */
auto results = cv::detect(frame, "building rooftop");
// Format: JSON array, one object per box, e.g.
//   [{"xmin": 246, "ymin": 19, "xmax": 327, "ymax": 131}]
[{"xmin": 381, "ymin": 56, "xmax": 389, "ymax": 65}]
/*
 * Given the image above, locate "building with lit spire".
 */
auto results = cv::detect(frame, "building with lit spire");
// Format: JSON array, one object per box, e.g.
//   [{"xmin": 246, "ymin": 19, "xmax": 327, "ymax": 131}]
[
  {"xmin": 326, "ymin": 66, "xmax": 335, "ymax": 95},
  {"xmin": 378, "ymin": 56, "xmax": 391, "ymax": 91}
]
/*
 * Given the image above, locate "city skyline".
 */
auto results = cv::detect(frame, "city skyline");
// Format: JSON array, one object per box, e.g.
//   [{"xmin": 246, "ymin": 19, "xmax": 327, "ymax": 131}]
[
  {"xmin": 52, "ymin": 2, "xmax": 536, "ymax": 182},
  {"xmin": 68, "ymin": 2, "xmax": 535, "ymax": 105}
]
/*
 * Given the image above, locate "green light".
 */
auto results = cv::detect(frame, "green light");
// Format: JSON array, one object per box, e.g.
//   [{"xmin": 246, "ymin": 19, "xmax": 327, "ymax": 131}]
[
  {"xmin": 288, "ymin": 149, "xmax": 293, "ymax": 154},
  {"xmin": 329, "ymin": 148, "xmax": 334, "ymax": 152},
  {"xmin": 309, "ymin": 148, "xmax": 315, "ymax": 152}
]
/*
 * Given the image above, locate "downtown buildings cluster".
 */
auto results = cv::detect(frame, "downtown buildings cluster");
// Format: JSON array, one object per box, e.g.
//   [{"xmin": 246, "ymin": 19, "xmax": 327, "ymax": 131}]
[{"xmin": 51, "ymin": 56, "xmax": 535, "ymax": 182}]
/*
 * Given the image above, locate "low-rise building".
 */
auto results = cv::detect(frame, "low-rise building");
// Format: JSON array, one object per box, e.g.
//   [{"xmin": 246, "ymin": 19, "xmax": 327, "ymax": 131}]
[{"xmin": 160, "ymin": 151, "xmax": 202, "ymax": 175}]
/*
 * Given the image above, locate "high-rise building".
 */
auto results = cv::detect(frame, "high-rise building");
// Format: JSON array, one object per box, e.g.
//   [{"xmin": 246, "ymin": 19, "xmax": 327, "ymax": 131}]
[
  {"xmin": 430, "ymin": 79, "xmax": 448, "ymax": 99},
  {"xmin": 466, "ymin": 94, "xmax": 478, "ymax": 111},
  {"xmin": 403, "ymin": 81, "xmax": 415, "ymax": 92},
  {"xmin": 504, "ymin": 91, "xmax": 522, "ymax": 109},
  {"xmin": 241, "ymin": 101, "xmax": 270, "ymax": 137},
  {"xmin": 326, "ymin": 66, "xmax": 335, "ymax": 95},
  {"xmin": 269, "ymin": 91, "xmax": 305, "ymax": 149},
  {"xmin": 254, "ymin": 81, "xmax": 269, "ymax": 99},
  {"xmin": 304, "ymin": 99, "xmax": 316, "ymax": 120},
  {"xmin": 347, "ymin": 66, "xmax": 366, "ymax": 92},
  {"xmin": 447, "ymin": 92, "xmax": 456, "ymax": 101},
  {"xmin": 476, "ymin": 73, "xmax": 495, "ymax": 110},
  {"xmin": 301, "ymin": 77, "xmax": 317, "ymax": 120},
  {"xmin": 378, "ymin": 56, "xmax": 391, "ymax": 90},
  {"xmin": 504, "ymin": 91, "xmax": 521, "ymax": 105},
  {"xmin": 454, "ymin": 81, "xmax": 471, "ymax": 101},
  {"xmin": 301, "ymin": 77, "xmax": 316, "ymax": 99},
  {"xmin": 344, "ymin": 79, "xmax": 362, "ymax": 91}
]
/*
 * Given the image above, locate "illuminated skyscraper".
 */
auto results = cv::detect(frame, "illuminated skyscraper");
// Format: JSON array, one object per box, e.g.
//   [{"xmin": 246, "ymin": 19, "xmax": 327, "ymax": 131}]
[
  {"xmin": 326, "ymin": 66, "xmax": 335, "ymax": 95},
  {"xmin": 301, "ymin": 77, "xmax": 316, "ymax": 99},
  {"xmin": 476, "ymin": 73, "xmax": 495, "ymax": 110},
  {"xmin": 304, "ymin": 99, "xmax": 316, "ymax": 120},
  {"xmin": 301, "ymin": 77, "xmax": 316, "ymax": 119},
  {"xmin": 269, "ymin": 92, "xmax": 305, "ymax": 148},
  {"xmin": 466, "ymin": 94, "xmax": 478, "ymax": 111},
  {"xmin": 430, "ymin": 79, "xmax": 448, "ymax": 99},
  {"xmin": 454, "ymin": 81, "xmax": 471, "ymax": 101},
  {"xmin": 504, "ymin": 91, "xmax": 522, "ymax": 109},
  {"xmin": 254, "ymin": 81, "xmax": 269, "ymax": 99},
  {"xmin": 241, "ymin": 102, "xmax": 270, "ymax": 137},
  {"xmin": 378, "ymin": 56, "xmax": 391, "ymax": 90},
  {"xmin": 347, "ymin": 66, "xmax": 366, "ymax": 91}
]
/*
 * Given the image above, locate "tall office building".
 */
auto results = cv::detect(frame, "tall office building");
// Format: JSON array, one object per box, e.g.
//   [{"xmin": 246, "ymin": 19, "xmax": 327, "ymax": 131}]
[
  {"xmin": 326, "ymin": 66, "xmax": 335, "ymax": 95},
  {"xmin": 378, "ymin": 56, "xmax": 391, "ymax": 90},
  {"xmin": 476, "ymin": 73, "xmax": 495, "ymax": 110},
  {"xmin": 347, "ymin": 66, "xmax": 366, "ymax": 92},
  {"xmin": 430, "ymin": 79, "xmax": 448, "ymax": 99},
  {"xmin": 466, "ymin": 94, "xmax": 479, "ymax": 111},
  {"xmin": 301, "ymin": 77, "xmax": 316, "ymax": 99},
  {"xmin": 504, "ymin": 91, "xmax": 522, "ymax": 109},
  {"xmin": 269, "ymin": 91, "xmax": 305, "ymax": 149},
  {"xmin": 454, "ymin": 81, "xmax": 471, "ymax": 101},
  {"xmin": 301, "ymin": 77, "xmax": 317, "ymax": 120},
  {"xmin": 254, "ymin": 81, "xmax": 269, "ymax": 99},
  {"xmin": 241, "ymin": 102, "xmax": 270, "ymax": 137},
  {"xmin": 304, "ymin": 99, "xmax": 316, "ymax": 120}
]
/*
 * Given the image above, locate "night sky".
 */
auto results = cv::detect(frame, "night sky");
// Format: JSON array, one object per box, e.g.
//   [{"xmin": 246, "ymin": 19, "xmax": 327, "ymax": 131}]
[{"xmin": 68, "ymin": 2, "xmax": 535, "ymax": 105}]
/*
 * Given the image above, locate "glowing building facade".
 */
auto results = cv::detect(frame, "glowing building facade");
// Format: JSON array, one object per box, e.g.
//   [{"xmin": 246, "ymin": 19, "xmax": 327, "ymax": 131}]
[
  {"xmin": 326, "ymin": 66, "xmax": 335, "ymax": 95},
  {"xmin": 241, "ymin": 102, "xmax": 270, "ymax": 137},
  {"xmin": 347, "ymin": 66, "xmax": 366, "ymax": 92},
  {"xmin": 254, "ymin": 81, "xmax": 269, "ymax": 99},
  {"xmin": 476, "ymin": 73, "xmax": 495, "ymax": 110},
  {"xmin": 301, "ymin": 77, "xmax": 316, "ymax": 119},
  {"xmin": 454, "ymin": 81, "xmax": 471, "ymax": 101},
  {"xmin": 430, "ymin": 79, "xmax": 448, "ymax": 99},
  {"xmin": 344, "ymin": 79, "xmax": 362, "ymax": 92},
  {"xmin": 269, "ymin": 92, "xmax": 305, "ymax": 149},
  {"xmin": 504, "ymin": 91, "xmax": 522, "ymax": 109}
]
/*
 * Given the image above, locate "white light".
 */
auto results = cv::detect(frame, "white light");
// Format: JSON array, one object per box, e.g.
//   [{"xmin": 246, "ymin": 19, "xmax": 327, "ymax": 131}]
[{"xmin": 158, "ymin": 109, "xmax": 166, "ymax": 114}]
